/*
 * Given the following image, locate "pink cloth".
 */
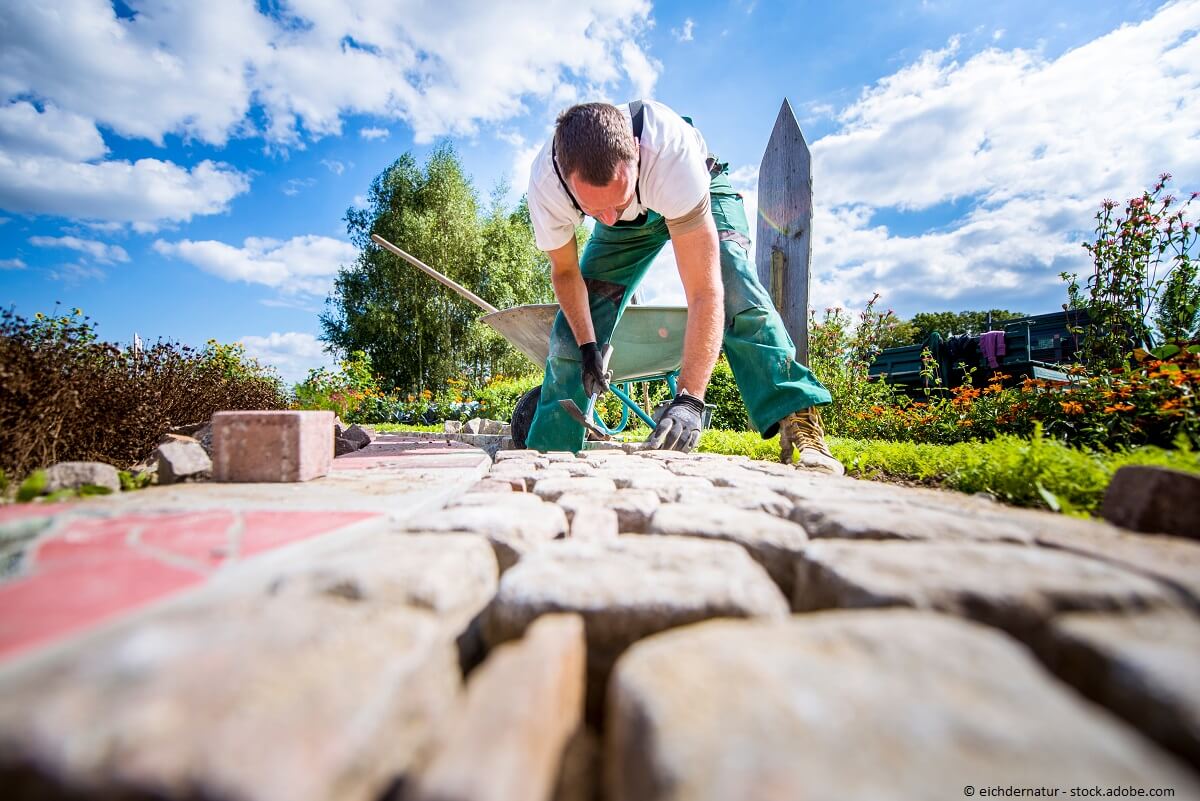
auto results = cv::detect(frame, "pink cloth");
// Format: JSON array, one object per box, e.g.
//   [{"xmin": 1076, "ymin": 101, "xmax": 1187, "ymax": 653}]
[{"xmin": 979, "ymin": 331, "xmax": 1007, "ymax": 369}]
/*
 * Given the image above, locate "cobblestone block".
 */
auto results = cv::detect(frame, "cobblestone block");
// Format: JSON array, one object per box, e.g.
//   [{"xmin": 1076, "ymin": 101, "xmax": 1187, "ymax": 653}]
[
  {"xmin": 533, "ymin": 477, "xmax": 618, "ymax": 502},
  {"xmin": 266, "ymin": 532, "xmax": 498, "ymax": 633},
  {"xmin": 484, "ymin": 537, "xmax": 787, "ymax": 721},
  {"xmin": 449, "ymin": 492, "xmax": 549, "ymax": 510},
  {"xmin": 467, "ymin": 478, "xmax": 514, "ymax": 493},
  {"xmin": 544, "ymin": 452, "xmax": 581, "ymax": 462},
  {"xmin": 0, "ymin": 594, "xmax": 460, "ymax": 801},
  {"xmin": 494, "ymin": 450, "xmax": 544, "ymax": 463},
  {"xmin": 1041, "ymin": 610, "xmax": 1200, "ymax": 767},
  {"xmin": 155, "ymin": 439, "xmax": 212, "ymax": 485},
  {"xmin": 675, "ymin": 485, "xmax": 793, "ymax": 517},
  {"xmin": 648, "ymin": 503, "xmax": 809, "ymax": 597},
  {"xmin": 554, "ymin": 489, "xmax": 660, "ymax": 534},
  {"xmin": 44, "ymin": 461, "xmax": 122, "ymax": 494},
  {"xmin": 403, "ymin": 504, "xmax": 567, "ymax": 572},
  {"xmin": 409, "ymin": 615, "xmax": 585, "ymax": 801},
  {"xmin": 212, "ymin": 410, "xmax": 334, "ymax": 482},
  {"xmin": 569, "ymin": 505, "xmax": 619, "ymax": 541},
  {"xmin": 1100, "ymin": 465, "xmax": 1200, "ymax": 539},
  {"xmin": 795, "ymin": 541, "xmax": 1180, "ymax": 642},
  {"xmin": 1035, "ymin": 527, "xmax": 1200, "ymax": 610},
  {"xmin": 606, "ymin": 611, "xmax": 1200, "ymax": 801},
  {"xmin": 618, "ymin": 473, "xmax": 713, "ymax": 501},
  {"xmin": 790, "ymin": 496, "xmax": 1037, "ymax": 543}
]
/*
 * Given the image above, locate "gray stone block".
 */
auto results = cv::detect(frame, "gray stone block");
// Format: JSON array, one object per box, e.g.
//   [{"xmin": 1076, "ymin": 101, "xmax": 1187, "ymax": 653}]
[
  {"xmin": 647, "ymin": 503, "xmax": 809, "ymax": 597},
  {"xmin": 606, "ymin": 611, "xmax": 1200, "ymax": 801},
  {"xmin": 484, "ymin": 537, "xmax": 787, "ymax": 722},
  {"xmin": 155, "ymin": 439, "xmax": 212, "ymax": 484},
  {"xmin": 1042, "ymin": 611, "xmax": 1200, "ymax": 768},
  {"xmin": 1101, "ymin": 465, "xmax": 1200, "ymax": 539},
  {"xmin": 794, "ymin": 540, "xmax": 1181, "ymax": 642},
  {"xmin": 44, "ymin": 461, "xmax": 121, "ymax": 494}
]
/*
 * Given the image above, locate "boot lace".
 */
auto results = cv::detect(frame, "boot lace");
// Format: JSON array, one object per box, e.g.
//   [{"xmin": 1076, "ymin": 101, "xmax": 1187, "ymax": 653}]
[{"xmin": 785, "ymin": 408, "xmax": 831, "ymax": 457}]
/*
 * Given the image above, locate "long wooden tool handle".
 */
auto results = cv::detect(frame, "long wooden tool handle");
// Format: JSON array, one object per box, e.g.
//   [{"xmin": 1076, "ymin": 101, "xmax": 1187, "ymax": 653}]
[{"xmin": 370, "ymin": 233, "xmax": 499, "ymax": 315}]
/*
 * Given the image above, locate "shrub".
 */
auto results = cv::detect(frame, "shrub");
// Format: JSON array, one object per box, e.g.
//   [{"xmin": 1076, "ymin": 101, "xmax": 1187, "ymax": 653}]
[
  {"xmin": 838, "ymin": 342, "xmax": 1199, "ymax": 451},
  {"xmin": 0, "ymin": 307, "xmax": 288, "ymax": 481},
  {"xmin": 808, "ymin": 295, "xmax": 907, "ymax": 438},
  {"xmin": 1064, "ymin": 174, "xmax": 1199, "ymax": 369}
]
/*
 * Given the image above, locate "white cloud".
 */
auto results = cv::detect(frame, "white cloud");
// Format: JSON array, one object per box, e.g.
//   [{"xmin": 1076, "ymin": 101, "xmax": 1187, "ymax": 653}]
[
  {"xmin": 281, "ymin": 177, "xmax": 316, "ymax": 196},
  {"xmin": 672, "ymin": 18, "xmax": 695, "ymax": 42},
  {"xmin": 620, "ymin": 40, "xmax": 661, "ymax": 100},
  {"xmin": 352, "ymin": 194, "xmax": 368, "ymax": 208},
  {"xmin": 0, "ymin": 101, "xmax": 106, "ymax": 161},
  {"xmin": 2, "ymin": 1, "xmax": 658, "ymax": 148},
  {"xmin": 0, "ymin": 155, "xmax": 250, "ymax": 231},
  {"xmin": 0, "ymin": 1, "xmax": 657, "ymax": 225},
  {"xmin": 240, "ymin": 331, "xmax": 337, "ymax": 386},
  {"xmin": 509, "ymin": 137, "xmax": 544, "ymax": 197},
  {"xmin": 48, "ymin": 261, "xmax": 105, "ymax": 283},
  {"xmin": 0, "ymin": 257, "xmax": 26, "ymax": 270},
  {"xmin": 153, "ymin": 234, "xmax": 357, "ymax": 296},
  {"xmin": 358, "ymin": 127, "xmax": 390, "ymax": 141},
  {"xmin": 803, "ymin": 0, "xmax": 1200, "ymax": 316},
  {"xmin": 29, "ymin": 235, "xmax": 129, "ymax": 263},
  {"xmin": 321, "ymin": 159, "xmax": 346, "ymax": 175}
]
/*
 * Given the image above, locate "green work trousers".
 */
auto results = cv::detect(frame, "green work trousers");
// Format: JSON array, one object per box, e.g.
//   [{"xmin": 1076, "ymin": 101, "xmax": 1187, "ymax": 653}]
[{"xmin": 525, "ymin": 163, "xmax": 831, "ymax": 453}]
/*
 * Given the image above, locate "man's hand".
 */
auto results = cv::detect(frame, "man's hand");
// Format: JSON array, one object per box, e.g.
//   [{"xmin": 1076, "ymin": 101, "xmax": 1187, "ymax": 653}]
[
  {"xmin": 580, "ymin": 342, "xmax": 612, "ymax": 397},
  {"xmin": 646, "ymin": 391, "xmax": 705, "ymax": 452}
]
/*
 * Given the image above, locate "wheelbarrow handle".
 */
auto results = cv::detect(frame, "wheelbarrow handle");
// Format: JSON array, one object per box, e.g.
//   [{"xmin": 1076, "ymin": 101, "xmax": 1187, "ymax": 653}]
[{"xmin": 370, "ymin": 234, "xmax": 499, "ymax": 315}]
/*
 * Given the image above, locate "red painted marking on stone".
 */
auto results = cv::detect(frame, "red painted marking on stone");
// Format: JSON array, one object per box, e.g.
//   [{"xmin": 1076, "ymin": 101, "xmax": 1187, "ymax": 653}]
[
  {"xmin": 0, "ymin": 510, "xmax": 379, "ymax": 662},
  {"xmin": 0, "ymin": 554, "xmax": 203, "ymax": 660},
  {"xmin": 141, "ymin": 510, "xmax": 238, "ymax": 567},
  {"xmin": 238, "ymin": 510, "xmax": 379, "ymax": 558}
]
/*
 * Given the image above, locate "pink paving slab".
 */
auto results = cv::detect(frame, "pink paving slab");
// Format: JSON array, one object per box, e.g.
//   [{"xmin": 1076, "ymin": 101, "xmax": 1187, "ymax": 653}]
[{"xmin": 0, "ymin": 509, "xmax": 380, "ymax": 662}]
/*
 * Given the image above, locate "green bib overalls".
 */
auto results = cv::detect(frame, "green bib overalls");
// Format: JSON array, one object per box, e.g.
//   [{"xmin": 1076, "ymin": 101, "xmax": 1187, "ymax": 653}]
[{"xmin": 525, "ymin": 159, "xmax": 831, "ymax": 453}]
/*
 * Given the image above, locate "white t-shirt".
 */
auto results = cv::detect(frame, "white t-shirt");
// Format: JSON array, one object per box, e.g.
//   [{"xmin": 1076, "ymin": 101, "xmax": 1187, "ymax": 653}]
[{"xmin": 526, "ymin": 100, "xmax": 711, "ymax": 252}]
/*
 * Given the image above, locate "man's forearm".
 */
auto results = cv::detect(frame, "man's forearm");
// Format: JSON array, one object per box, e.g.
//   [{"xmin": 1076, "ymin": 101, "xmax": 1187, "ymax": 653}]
[
  {"xmin": 551, "ymin": 266, "xmax": 595, "ymax": 346},
  {"xmin": 547, "ymin": 237, "xmax": 595, "ymax": 347},
  {"xmin": 671, "ymin": 220, "xmax": 723, "ymax": 399},
  {"xmin": 678, "ymin": 291, "xmax": 722, "ymax": 397}
]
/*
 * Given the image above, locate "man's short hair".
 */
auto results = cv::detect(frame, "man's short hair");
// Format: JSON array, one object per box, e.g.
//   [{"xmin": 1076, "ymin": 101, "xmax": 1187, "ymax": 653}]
[{"xmin": 554, "ymin": 102, "xmax": 637, "ymax": 187}]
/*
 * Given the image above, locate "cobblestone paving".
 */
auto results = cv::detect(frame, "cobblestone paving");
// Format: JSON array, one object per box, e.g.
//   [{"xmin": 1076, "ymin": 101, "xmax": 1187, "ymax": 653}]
[{"xmin": 1, "ymin": 440, "xmax": 1198, "ymax": 800}]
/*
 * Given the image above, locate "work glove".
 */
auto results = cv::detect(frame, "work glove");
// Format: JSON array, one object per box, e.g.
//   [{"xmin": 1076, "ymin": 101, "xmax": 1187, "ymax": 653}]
[
  {"xmin": 645, "ymin": 391, "xmax": 705, "ymax": 452},
  {"xmin": 579, "ymin": 341, "xmax": 612, "ymax": 398}
]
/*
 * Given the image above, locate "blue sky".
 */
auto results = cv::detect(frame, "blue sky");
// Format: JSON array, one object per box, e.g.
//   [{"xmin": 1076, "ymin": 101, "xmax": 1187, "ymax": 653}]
[{"xmin": 1, "ymin": 0, "xmax": 1197, "ymax": 383}]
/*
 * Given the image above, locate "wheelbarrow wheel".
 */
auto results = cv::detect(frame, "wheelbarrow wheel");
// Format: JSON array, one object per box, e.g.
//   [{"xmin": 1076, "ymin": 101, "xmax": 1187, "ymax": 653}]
[{"xmin": 510, "ymin": 386, "xmax": 540, "ymax": 450}]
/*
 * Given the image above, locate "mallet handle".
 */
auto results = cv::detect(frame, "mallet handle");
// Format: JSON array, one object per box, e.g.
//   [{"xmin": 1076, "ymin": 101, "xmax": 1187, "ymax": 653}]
[{"xmin": 370, "ymin": 234, "xmax": 499, "ymax": 315}]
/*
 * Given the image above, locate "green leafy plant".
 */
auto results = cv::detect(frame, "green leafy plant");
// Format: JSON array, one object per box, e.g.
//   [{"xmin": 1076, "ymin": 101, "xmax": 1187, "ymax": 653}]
[
  {"xmin": 1063, "ymin": 174, "xmax": 1199, "ymax": 370},
  {"xmin": 16, "ymin": 470, "xmax": 46, "ymax": 503}
]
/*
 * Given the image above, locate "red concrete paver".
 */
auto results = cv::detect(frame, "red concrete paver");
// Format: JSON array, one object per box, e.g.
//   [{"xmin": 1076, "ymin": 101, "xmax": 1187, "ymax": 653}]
[{"xmin": 212, "ymin": 410, "xmax": 334, "ymax": 482}]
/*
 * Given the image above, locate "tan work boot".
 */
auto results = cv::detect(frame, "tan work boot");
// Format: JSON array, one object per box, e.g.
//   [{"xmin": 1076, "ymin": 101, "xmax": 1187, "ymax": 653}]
[{"xmin": 779, "ymin": 407, "xmax": 845, "ymax": 475}]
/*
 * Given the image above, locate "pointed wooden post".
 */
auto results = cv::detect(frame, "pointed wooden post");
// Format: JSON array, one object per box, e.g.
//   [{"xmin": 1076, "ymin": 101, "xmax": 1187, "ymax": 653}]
[{"xmin": 756, "ymin": 99, "xmax": 812, "ymax": 364}]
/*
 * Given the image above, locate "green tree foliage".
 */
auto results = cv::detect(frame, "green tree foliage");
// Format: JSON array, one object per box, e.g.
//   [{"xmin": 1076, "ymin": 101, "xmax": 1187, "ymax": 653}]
[
  {"xmin": 905, "ymin": 309, "xmax": 1027, "ymax": 343},
  {"xmin": 1154, "ymin": 255, "xmax": 1199, "ymax": 341},
  {"xmin": 322, "ymin": 144, "xmax": 553, "ymax": 394}
]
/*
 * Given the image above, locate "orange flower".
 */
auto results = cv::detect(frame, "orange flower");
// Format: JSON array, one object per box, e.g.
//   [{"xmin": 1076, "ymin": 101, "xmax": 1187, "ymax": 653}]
[
  {"xmin": 1060, "ymin": 401, "xmax": 1085, "ymax": 415},
  {"xmin": 1102, "ymin": 403, "xmax": 1135, "ymax": 413},
  {"xmin": 1160, "ymin": 398, "xmax": 1184, "ymax": 411}
]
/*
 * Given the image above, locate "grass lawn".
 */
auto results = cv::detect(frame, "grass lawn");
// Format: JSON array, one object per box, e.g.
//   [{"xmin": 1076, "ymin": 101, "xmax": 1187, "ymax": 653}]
[{"xmin": 372, "ymin": 423, "xmax": 1199, "ymax": 516}]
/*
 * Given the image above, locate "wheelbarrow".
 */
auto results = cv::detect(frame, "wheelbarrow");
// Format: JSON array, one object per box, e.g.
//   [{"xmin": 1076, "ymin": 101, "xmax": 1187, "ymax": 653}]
[{"xmin": 371, "ymin": 234, "xmax": 688, "ymax": 446}]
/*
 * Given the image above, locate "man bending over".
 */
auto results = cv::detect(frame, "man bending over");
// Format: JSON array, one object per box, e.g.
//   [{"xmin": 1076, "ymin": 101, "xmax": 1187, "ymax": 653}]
[{"xmin": 524, "ymin": 99, "xmax": 842, "ymax": 473}]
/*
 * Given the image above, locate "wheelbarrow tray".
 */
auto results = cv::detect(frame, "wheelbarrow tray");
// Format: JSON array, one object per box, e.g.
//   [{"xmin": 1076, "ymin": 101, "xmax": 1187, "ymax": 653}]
[{"xmin": 482, "ymin": 304, "xmax": 688, "ymax": 384}]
